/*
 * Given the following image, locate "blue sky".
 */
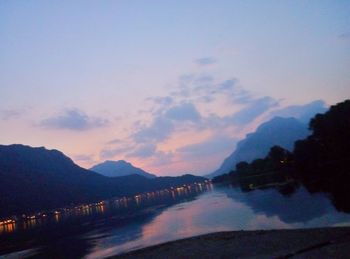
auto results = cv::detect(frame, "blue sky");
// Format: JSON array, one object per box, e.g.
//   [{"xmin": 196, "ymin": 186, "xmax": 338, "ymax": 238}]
[{"xmin": 1, "ymin": 1, "xmax": 349, "ymax": 175}]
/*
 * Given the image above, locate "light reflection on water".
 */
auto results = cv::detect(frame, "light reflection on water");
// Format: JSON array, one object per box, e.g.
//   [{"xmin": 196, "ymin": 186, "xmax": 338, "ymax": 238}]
[
  {"xmin": 1, "ymin": 184, "xmax": 350, "ymax": 259},
  {"xmin": 0, "ymin": 222, "xmax": 16, "ymax": 234},
  {"xmin": 0, "ymin": 182, "xmax": 212, "ymax": 257},
  {"xmin": 85, "ymin": 186, "xmax": 350, "ymax": 259},
  {"xmin": 0, "ymin": 182, "xmax": 210, "ymax": 235}
]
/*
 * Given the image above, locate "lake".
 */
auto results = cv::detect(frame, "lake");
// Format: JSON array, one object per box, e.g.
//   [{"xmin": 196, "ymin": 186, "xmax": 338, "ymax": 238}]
[{"xmin": 1, "ymin": 183, "xmax": 350, "ymax": 258}]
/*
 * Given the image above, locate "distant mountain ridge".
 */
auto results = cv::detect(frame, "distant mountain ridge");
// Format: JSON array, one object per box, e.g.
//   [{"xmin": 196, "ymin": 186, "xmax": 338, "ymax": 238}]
[
  {"xmin": 0, "ymin": 144, "xmax": 205, "ymax": 217},
  {"xmin": 90, "ymin": 160, "xmax": 156, "ymax": 178},
  {"xmin": 269, "ymin": 100, "xmax": 327, "ymax": 124},
  {"xmin": 206, "ymin": 117, "xmax": 309, "ymax": 178}
]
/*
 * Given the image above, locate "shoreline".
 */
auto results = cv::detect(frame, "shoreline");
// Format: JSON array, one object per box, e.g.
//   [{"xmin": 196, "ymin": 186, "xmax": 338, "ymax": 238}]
[{"xmin": 112, "ymin": 227, "xmax": 350, "ymax": 258}]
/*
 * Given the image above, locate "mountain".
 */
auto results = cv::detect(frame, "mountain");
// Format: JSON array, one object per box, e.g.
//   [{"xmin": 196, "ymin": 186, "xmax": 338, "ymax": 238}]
[
  {"xmin": 90, "ymin": 160, "xmax": 156, "ymax": 178},
  {"xmin": 269, "ymin": 100, "xmax": 327, "ymax": 124},
  {"xmin": 0, "ymin": 144, "xmax": 206, "ymax": 217},
  {"xmin": 206, "ymin": 117, "xmax": 309, "ymax": 178}
]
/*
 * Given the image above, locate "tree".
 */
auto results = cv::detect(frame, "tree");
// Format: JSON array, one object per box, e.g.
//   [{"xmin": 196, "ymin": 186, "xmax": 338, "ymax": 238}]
[
  {"xmin": 294, "ymin": 99, "xmax": 350, "ymax": 212},
  {"xmin": 268, "ymin": 146, "xmax": 291, "ymax": 168},
  {"xmin": 236, "ymin": 161, "xmax": 250, "ymax": 173}
]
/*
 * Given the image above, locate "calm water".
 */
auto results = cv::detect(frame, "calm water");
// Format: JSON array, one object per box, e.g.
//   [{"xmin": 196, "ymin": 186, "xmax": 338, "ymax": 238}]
[{"xmin": 1, "ymin": 184, "xmax": 350, "ymax": 258}]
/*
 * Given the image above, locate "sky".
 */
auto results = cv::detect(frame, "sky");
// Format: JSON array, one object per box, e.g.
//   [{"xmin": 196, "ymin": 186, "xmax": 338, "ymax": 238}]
[{"xmin": 1, "ymin": 1, "xmax": 349, "ymax": 176}]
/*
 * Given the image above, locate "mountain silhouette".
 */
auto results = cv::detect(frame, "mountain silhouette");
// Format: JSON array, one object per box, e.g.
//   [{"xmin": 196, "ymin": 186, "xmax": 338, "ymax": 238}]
[
  {"xmin": 0, "ymin": 144, "xmax": 205, "ymax": 217},
  {"xmin": 90, "ymin": 160, "xmax": 156, "ymax": 178},
  {"xmin": 206, "ymin": 117, "xmax": 309, "ymax": 178}
]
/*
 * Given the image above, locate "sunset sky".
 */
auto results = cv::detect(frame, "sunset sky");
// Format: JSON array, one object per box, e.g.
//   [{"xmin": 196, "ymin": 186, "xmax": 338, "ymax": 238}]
[{"xmin": 1, "ymin": 1, "xmax": 349, "ymax": 176}]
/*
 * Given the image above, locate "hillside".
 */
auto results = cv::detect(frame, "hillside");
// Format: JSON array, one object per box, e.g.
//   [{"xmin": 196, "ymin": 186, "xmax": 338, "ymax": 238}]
[
  {"xmin": 207, "ymin": 117, "xmax": 309, "ymax": 178},
  {"xmin": 90, "ymin": 160, "xmax": 156, "ymax": 178},
  {"xmin": 0, "ymin": 144, "xmax": 205, "ymax": 217}
]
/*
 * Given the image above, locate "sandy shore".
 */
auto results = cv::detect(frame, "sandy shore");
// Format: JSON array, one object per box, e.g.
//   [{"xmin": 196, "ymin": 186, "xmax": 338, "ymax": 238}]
[{"xmin": 112, "ymin": 227, "xmax": 350, "ymax": 258}]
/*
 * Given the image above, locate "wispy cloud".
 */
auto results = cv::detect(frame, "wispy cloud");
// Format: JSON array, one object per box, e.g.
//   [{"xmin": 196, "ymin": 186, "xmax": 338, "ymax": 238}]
[
  {"xmin": 100, "ymin": 145, "xmax": 134, "ymax": 160},
  {"xmin": 106, "ymin": 138, "xmax": 123, "ymax": 145},
  {"xmin": 170, "ymin": 74, "xmax": 244, "ymax": 105},
  {"xmin": 133, "ymin": 116, "xmax": 174, "ymax": 142},
  {"xmin": 99, "ymin": 70, "xmax": 280, "ymax": 174},
  {"xmin": 165, "ymin": 102, "xmax": 201, "ymax": 122},
  {"xmin": 40, "ymin": 109, "xmax": 109, "ymax": 131},
  {"xmin": 229, "ymin": 96, "xmax": 278, "ymax": 125},
  {"xmin": 268, "ymin": 100, "xmax": 327, "ymax": 123},
  {"xmin": 195, "ymin": 57, "xmax": 217, "ymax": 66},
  {"xmin": 1, "ymin": 108, "xmax": 25, "ymax": 120},
  {"xmin": 146, "ymin": 96, "xmax": 174, "ymax": 107},
  {"xmin": 339, "ymin": 32, "xmax": 350, "ymax": 41},
  {"xmin": 127, "ymin": 143, "xmax": 157, "ymax": 158},
  {"xmin": 177, "ymin": 134, "xmax": 237, "ymax": 159},
  {"xmin": 147, "ymin": 150, "xmax": 175, "ymax": 167}
]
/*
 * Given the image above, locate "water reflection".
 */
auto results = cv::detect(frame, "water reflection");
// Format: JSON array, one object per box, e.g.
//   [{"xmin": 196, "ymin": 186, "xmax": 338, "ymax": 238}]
[
  {"xmin": 0, "ymin": 182, "xmax": 210, "ymax": 236},
  {"xmin": 1, "ymin": 183, "xmax": 350, "ymax": 259},
  {"xmin": 0, "ymin": 182, "xmax": 211, "ymax": 257},
  {"xmin": 222, "ymin": 187, "xmax": 334, "ymax": 223},
  {"xmin": 0, "ymin": 222, "xmax": 16, "ymax": 234},
  {"xmin": 85, "ymin": 186, "xmax": 350, "ymax": 258}
]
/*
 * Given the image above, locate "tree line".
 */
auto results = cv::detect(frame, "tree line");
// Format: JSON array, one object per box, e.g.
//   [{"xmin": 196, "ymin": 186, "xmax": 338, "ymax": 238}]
[{"xmin": 213, "ymin": 99, "xmax": 350, "ymax": 212}]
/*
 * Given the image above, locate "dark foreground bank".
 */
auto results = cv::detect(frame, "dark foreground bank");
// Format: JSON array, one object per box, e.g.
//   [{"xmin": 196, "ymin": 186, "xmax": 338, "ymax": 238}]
[{"xmin": 113, "ymin": 227, "xmax": 350, "ymax": 259}]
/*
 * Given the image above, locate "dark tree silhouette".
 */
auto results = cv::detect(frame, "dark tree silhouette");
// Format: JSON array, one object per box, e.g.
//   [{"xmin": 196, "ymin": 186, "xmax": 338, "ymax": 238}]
[
  {"xmin": 213, "ymin": 100, "xmax": 350, "ymax": 212},
  {"xmin": 236, "ymin": 161, "xmax": 249, "ymax": 172},
  {"xmin": 294, "ymin": 100, "xmax": 350, "ymax": 212}
]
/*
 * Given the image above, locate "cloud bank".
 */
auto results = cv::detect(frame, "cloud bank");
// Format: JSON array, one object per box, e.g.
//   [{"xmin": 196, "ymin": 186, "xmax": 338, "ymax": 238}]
[
  {"xmin": 195, "ymin": 57, "xmax": 217, "ymax": 66},
  {"xmin": 40, "ymin": 109, "xmax": 109, "ymax": 131},
  {"xmin": 97, "ymin": 63, "xmax": 287, "ymax": 174}
]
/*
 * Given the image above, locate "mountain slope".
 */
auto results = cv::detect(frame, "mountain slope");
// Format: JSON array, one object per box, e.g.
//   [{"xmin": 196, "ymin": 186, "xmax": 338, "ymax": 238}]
[
  {"xmin": 206, "ymin": 117, "xmax": 309, "ymax": 178},
  {"xmin": 90, "ymin": 160, "xmax": 156, "ymax": 178},
  {"xmin": 0, "ymin": 144, "xmax": 205, "ymax": 217}
]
